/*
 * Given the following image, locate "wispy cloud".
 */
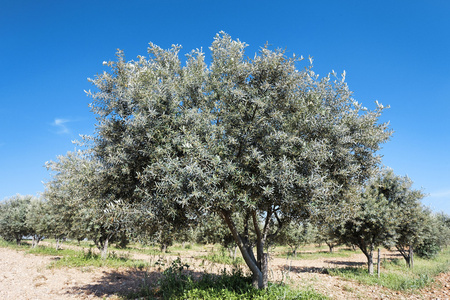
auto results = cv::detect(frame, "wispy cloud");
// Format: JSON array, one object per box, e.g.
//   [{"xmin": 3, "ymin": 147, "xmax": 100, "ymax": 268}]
[
  {"xmin": 52, "ymin": 118, "xmax": 71, "ymax": 134},
  {"xmin": 429, "ymin": 189, "xmax": 450, "ymax": 198}
]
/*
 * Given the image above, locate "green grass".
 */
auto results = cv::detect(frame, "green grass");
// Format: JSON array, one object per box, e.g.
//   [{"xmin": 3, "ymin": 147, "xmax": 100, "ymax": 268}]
[
  {"xmin": 48, "ymin": 247, "xmax": 150, "ymax": 269},
  {"xmin": 0, "ymin": 238, "xmax": 150, "ymax": 269},
  {"xmin": 328, "ymin": 247, "xmax": 450, "ymax": 291},
  {"xmin": 198, "ymin": 246, "xmax": 245, "ymax": 266}
]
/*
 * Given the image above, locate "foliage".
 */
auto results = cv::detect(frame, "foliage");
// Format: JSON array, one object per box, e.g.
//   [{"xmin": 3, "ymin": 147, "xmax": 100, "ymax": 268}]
[{"xmin": 86, "ymin": 32, "xmax": 391, "ymax": 288}]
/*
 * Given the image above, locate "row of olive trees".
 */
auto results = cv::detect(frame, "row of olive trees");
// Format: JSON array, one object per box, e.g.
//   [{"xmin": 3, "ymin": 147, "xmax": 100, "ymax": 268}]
[
  {"xmin": 274, "ymin": 170, "xmax": 450, "ymax": 274},
  {"xmin": 272, "ymin": 169, "xmax": 450, "ymax": 275},
  {"xmin": 333, "ymin": 169, "xmax": 450, "ymax": 274}
]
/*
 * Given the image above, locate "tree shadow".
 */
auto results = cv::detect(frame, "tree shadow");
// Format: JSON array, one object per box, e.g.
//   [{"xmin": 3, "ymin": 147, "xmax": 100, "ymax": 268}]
[
  {"xmin": 67, "ymin": 269, "xmax": 158, "ymax": 298},
  {"xmin": 323, "ymin": 260, "xmax": 366, "ymax": 267},
  {"xmin": 281, "ymin": 265, "xmax": 328, "ymax": 274}
]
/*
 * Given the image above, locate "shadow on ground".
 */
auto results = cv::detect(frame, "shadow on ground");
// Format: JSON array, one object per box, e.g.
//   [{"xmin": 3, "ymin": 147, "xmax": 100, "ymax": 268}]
[{"xmin": 67, "ymin": 268, "xmax": 212, "ymax": 298}]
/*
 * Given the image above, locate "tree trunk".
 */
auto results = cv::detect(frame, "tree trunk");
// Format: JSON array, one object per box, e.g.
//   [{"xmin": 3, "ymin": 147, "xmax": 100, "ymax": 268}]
[
  {"xmin": 367, "ymin": 248, "xmax": 374, "ymax": 275},
  {"xmin": 327, "ymin": 242, "xmax": 334, "ymax": 253},
  {"xmin": 396, "ymin": 245, "xmax": 411, "ymax": 267},
  {"xmin": 101, "ymin": 237, "xmax": 109, "ymax": 259},
  {"xmin": 160, "ymin": 243, "xmax": 167, "ymax": 253},
  {"xmin": 377, "ymin": 248, "xmax": 381, "ymax": 278},
  {"xmin": 409, "ymin": 245, "xmax": 414, "ymax": 269},
  {"xmin": 221, "ymin": 210, "xmax": 266, "ymax": 289}
]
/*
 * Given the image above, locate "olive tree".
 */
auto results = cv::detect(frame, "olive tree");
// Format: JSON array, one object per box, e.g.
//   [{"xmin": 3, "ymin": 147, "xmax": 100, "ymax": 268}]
[
  {"xmin": 85, "ymin": 32, "xmax": 391, "ymax": 288},
  {"xmin": 0, "ymin": 194, "xmax": 33, "ymax": 245},
  {"xmin": 383, "ymin": 171, "xmax": 426, "ymax": 268}
]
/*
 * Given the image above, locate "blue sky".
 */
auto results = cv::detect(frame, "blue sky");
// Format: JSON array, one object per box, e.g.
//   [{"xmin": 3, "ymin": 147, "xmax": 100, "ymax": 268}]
[{"xmin": 1, "ymin": 1, "xmax": 449, "ymax": 214}]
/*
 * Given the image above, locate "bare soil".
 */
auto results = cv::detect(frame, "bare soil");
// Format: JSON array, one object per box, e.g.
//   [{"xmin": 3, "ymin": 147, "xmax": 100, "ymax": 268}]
[{"xmin": 0, "ymin": 245, "xmax": 449, "ymax": 299}]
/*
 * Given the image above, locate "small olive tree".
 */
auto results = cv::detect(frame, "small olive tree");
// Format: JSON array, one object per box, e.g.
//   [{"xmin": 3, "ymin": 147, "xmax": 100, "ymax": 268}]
[
  {"xmin": 25, "ymin": 197, "xmax": 51, "ymax": 248},
  {"xmin": 334, "ymin": 171, "xmax": 399, "ymax": 275},
  {"xmin": 0, "ymin": 195, "xmax": 33, "ymax": 245}
]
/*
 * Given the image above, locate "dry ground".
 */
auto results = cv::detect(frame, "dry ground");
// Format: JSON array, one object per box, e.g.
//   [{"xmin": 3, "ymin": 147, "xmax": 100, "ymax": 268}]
[{"xmin": 0, "ymin": 245, "xmax": 449, "ymax": 299}]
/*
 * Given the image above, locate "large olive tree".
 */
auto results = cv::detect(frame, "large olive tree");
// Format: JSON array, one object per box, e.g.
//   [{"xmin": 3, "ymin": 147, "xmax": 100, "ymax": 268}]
[{"xmin": 86, "ymin": 32, "xmax": 391, "ymax": 288}]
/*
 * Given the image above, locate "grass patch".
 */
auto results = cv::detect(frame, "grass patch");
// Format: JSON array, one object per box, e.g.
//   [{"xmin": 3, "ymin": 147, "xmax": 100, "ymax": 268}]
[
  {"xmin": 199, "ymin": 246, "xmax": 245, "ymax": 266},
  {"xmin": 328, "ymin": 248, "xmax": 450, "ymax": 291},
  {"xmin": 48, "ymin": 247, "xmax": 150, "ymax": 269},
  {"xmin": 126, "ymin": 258, "xmax": 328, "ymax": 300}
]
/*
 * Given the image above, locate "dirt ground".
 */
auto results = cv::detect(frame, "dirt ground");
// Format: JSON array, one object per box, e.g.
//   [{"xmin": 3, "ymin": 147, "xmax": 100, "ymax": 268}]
[{"xmin": 0, "ymin": 245, "xmax": 449, "ymax": 299}]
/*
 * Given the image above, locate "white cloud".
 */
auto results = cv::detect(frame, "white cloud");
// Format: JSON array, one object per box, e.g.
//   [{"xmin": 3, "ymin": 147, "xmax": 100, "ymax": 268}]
[{"xmin": 52, "ymin": 118, "xmax": 71, "ymax": 134}]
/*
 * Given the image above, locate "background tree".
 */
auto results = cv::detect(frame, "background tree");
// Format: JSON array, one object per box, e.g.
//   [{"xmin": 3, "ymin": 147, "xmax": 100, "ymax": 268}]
[
  {"xmin": 381, "ymin": 170, "xmax": 427, "ymax": 268},
  {"xmin": 0, "ymin": 194, "xmax": 33, "ymax": 245},
  {"xmin": 25, "ymin": 197, "xmax": 51, "ymax": 248},
  {"xmin": 45, "ymin": 151, "xmax": 130, "ymax": 257},
  {"xmin": 315, "ymin": 221, "xmax": 341, "ymax": 253},
  {"xmin": 86, "ymin": 32, "xmax": 391, "ymax": 288},
  {"xmin": 415, "ymin": 211, "xmax": 449, "ymax": 259},
  {"xmin": 276, "ymin": 221, "xmax": 317, "ymax": 257},
  {"xmin": 335, "ymin": 171, "xmax": 399, "ymax": 275},
  {"xmin": 436, "ymin": 212, "xmax": 450, "ymax": 248}
]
